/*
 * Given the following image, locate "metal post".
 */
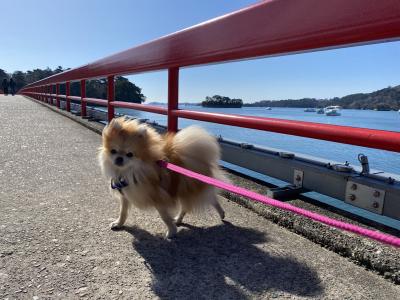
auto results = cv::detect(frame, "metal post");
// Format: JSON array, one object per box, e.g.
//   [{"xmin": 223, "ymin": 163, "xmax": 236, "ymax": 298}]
[
  {"xmin": 56, "ymin": 83, "xmax": 60, "ymax": 108},
  {"xmin": 107, "ymin": 75, "xmax": 115, "ymax": 122},
  {"xmin": 80, "ymin": 79, "xmax": 86, "ymax": 117},
  {"xmin": 50, "ymin": 85, "xmax": 53, "ymax": 104},
  {"xmin": 167, "ymin": 67, "xmax": 179, "ymax": 132},
  {"xmin": 66, "ymin": 81, "xmax": 70, "ymax": 112},
  {"xmin": 48, "ymin": 85, "xmax": 51, "ymax": 104}
]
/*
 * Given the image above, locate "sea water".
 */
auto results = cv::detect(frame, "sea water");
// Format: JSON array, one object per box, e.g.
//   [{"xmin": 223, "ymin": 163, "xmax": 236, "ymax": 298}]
[{"xmin": 117, "ymin": 105, "xmax": 400, "ymax": 175}]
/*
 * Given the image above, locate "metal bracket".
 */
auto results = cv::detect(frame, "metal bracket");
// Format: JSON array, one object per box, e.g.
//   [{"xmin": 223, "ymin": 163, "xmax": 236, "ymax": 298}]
[
  {"xmin": 279, "ymin": 152, "xmax": 295, "ymax": 159},
  {"xmin": 345, "ymin": 181, "xmax": 385, "ymax": 214},
  {"xmin": 293, "ymin": 169, "xmax": 304, "ymax": 188},
  {"xmin": 267, "ymin": 185, "xmax": 304, "ymax": 199},
  {"xmin": 240, "ymin": 143, "xmax": 254, "ymax": 149}
]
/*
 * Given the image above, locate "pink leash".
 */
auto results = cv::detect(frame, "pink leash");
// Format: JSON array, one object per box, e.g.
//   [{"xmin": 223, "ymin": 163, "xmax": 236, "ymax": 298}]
[{"xmin": 158, "ymin": 160, "xmax": 400, "ymax": 248}]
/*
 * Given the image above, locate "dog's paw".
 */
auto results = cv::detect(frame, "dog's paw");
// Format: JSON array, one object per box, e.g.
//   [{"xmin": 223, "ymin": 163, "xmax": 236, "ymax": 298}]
[
  {"xmin": 110, "ymin": 220, "xmax": 124, "ymax": 230},
  {"xmin": 165, "ymin": 227, "xmax": 177, "ymax": 239}
]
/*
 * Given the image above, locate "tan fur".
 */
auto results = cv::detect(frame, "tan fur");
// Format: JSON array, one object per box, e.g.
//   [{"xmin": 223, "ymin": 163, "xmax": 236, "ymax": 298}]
[{"xmin": 98, "ymin": 117, "xmax": 226, "ymax": 238}]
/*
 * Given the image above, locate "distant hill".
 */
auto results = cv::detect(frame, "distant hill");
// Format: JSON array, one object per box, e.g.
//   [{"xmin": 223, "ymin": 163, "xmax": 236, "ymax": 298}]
[{"xmin": 245, "ymin": 85, "xmax": 400, "ymax": 110}]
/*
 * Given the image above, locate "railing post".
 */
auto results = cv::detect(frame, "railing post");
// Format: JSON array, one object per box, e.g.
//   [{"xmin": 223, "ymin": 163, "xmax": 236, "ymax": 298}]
[
  {"xmin": 50, "ymin": 85, "xmax": 53, "ymax": 105},
  {"xmin": 107, "ymin": 75, "xmax": 115, "ymax": 122},
  {"xmin": 48, "ymin": 85, "xmax": 51, "ymax": 104},
  {"xmin": 168, "ymin": 67, "xmax": 179, "ymax": 132},
  {"xmin": 56, "ymin": 83, "xmax": 60, "ymax": 108},
  {"xmin": 66, "ymin": 81, "xmax": 70, "ymax": 112},
  {"xmin": 81, "ymin": 79, "xmax": 86, "ymax": 117}
]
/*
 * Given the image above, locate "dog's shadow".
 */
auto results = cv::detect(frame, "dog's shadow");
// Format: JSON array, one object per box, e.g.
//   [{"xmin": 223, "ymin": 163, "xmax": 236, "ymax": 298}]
[{"xmin": 124, "ymin": 221, "xmax": 323, "ymax": 299}]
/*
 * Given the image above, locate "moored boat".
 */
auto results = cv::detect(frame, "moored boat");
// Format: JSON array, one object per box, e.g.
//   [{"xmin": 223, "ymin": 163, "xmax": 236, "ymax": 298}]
[
  {"xmin": 304, "ymin": 108, "xmax": 316, "ymax": 112},
  {"xmin": 324, "ymin": 105, "xmax": 341, "ymax": 116}
]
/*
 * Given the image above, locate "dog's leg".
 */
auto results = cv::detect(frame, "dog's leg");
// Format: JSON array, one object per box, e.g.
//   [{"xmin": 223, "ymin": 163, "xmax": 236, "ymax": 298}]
[
  {"xmin": 155, "ymin": 205, "xmax": 177, "ymax": 238},
  {"xmin": 174, "ymin": 207, "xmax": 186, "ymax": 226},
  {"xmin": 110, "ymin": 196, "xmax": 129, "ymax": 229},
  {"xmin": 212, "ymin": 195, "xmax": 225, "ymax": 220}
]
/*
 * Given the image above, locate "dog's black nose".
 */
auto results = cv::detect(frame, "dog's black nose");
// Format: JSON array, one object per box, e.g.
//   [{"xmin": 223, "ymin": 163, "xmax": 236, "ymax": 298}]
[{"xmin": 115, "ymin": 156, "xmax": 124, "ymax": 166}]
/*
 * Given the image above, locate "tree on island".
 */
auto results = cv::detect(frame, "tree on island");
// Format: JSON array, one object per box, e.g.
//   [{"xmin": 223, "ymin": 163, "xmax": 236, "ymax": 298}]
[
  {"xmin": 115, "ymin": 76, "xmax": 145, "ymax": 103},
  {"xmin": 202, "ymin": 95, "xmax": 243, "ymax": 108}
]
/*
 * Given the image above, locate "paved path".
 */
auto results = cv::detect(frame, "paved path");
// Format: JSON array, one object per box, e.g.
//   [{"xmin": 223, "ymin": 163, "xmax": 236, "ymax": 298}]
[{"xmin": 0, "ymin": 95, "xmax": 399, "ymax": 299}]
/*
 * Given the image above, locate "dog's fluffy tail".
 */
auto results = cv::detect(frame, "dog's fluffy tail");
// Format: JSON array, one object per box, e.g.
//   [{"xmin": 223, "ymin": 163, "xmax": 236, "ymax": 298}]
[{"xmin": 172, "ymin": 126, "xmax": 224, "ymax": 180}]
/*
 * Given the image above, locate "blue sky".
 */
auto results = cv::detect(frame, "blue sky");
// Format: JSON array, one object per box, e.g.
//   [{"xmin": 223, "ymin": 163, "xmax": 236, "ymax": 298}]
[{"xmin": 2, "ymin": 0, "xmax": 399, "ymax": 103}]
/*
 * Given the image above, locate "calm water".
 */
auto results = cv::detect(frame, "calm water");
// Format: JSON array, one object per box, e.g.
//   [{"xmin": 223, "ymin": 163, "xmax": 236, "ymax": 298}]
[{"xmin": 117, "ymin": 105, "xmax": 400, "ymax": 175}]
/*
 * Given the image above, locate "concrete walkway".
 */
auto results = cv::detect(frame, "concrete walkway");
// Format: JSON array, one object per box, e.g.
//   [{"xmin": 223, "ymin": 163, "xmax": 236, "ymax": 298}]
[{"xmin": 0, "ymin": 95, "xmax": 399, "ymax": 299}]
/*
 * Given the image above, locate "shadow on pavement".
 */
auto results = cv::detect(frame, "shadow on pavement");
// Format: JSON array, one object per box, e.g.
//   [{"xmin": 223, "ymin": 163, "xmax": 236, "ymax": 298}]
[{"xmin": 124, "ymin": 221, "xmax": 323, "ymax": 299}]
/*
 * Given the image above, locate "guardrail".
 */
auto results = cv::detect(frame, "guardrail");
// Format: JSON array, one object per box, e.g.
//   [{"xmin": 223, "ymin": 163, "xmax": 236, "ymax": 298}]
[{"xmin": 20, "ymin": 0, "xmax": 400, "ymax": 154}]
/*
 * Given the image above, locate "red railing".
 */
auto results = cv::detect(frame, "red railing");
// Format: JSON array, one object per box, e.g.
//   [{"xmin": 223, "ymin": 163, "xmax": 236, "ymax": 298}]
[{"xmin": 20, "ymin": 0, "xmax": 400, "ymax": 152}]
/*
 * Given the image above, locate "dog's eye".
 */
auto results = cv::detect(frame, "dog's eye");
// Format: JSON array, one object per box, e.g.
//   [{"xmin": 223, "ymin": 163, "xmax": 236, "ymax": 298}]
[
  {"xmin": 126, "ymin": 152, "xmax": 133, "ymax": 158},
  {"xmin": 110, "ymin": 149, "xmax": 117, "ymax": 154}
]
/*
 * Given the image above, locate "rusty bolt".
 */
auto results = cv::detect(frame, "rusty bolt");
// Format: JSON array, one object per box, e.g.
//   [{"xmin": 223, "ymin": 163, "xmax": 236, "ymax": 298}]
[
  {"xmin": 350, "ymin": 184, "xmax": 357, "ymax": 190},
  {"xmin": 373, "ymin": 190, "xmax": 380, "ymax": 197},
  {"xmin": 349, "ymin": 194, "xmax": 356, "ymax": 201},
  {"xmin": 372, "ymin": 201, "xmax": 379, "ymax": 209}
]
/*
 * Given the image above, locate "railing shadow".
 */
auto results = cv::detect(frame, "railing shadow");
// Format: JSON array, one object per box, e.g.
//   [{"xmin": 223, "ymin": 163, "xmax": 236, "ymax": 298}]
[{"xmin": 123, "ymin": 221, "xmax": 323, "ymax": 299}]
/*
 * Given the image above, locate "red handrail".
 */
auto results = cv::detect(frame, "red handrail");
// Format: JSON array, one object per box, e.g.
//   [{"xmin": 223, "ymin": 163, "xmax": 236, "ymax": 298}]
[
  {"xmin": 111, "ymin": 101, "xmax": 168, "ymax": 115},
  {"xmin": 20, "ymin": 0, "xmax": 400, "ymax": 152},
  {"xmin": 172, "ymin": 110, "xmax": 400, "ymax": 152}
]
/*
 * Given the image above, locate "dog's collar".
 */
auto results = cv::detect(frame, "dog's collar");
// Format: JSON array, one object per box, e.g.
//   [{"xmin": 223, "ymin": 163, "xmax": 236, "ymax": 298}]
[
  {"xmin": 111, "ymin": 178, "xmax": 128, "ymax": 191},
  {"xmin": 111, "ymin": 173, "xmax": 138, "ymax": 191}
]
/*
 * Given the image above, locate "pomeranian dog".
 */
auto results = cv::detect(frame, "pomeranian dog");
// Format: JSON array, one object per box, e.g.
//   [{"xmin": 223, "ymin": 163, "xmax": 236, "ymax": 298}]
[{"xmin": 98, "ymin": 117, "xmax": 226, "ymax": 238}]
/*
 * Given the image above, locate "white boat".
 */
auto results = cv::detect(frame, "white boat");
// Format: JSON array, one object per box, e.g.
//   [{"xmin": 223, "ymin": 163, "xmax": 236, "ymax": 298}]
[
  {"xmin": 265, "ymin": 107, "xmax": 272, "ymax": 110},
  {"xmin": 324, "ymin": 105, "xmax": 341, "ymax": 116},
  {"xmin": 304, "ymin": 108, "xmax": 316, "ymax": 112}
]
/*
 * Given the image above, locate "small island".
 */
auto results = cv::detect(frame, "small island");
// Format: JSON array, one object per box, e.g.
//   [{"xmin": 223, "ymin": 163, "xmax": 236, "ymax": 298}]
[{"xmin": 201, "ymin": 95, "xmax": 243, "ymax": 108}]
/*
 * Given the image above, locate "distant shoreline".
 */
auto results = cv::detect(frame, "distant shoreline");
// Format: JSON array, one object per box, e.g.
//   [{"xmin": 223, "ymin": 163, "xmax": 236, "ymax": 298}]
[
  {"xmin": 149, "ymin": 84, "xmax": 400, "ymax": 111},
  {"xmin": 147, "ymin": 102, "xmax": 398, "ymax": 111}
]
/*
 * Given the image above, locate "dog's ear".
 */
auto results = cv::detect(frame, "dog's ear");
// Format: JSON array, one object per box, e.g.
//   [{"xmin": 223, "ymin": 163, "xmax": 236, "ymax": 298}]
[
  {"xmin": 103, "ymin": 118, "xmax": 122, "ymax": 136},
  {"xmin": 137, "ymin": 125, "xmax": 147, "ymax": 138},
  {"xmin": 108, "ymin": 118, "xmax": 123, "ymax": 130}
]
